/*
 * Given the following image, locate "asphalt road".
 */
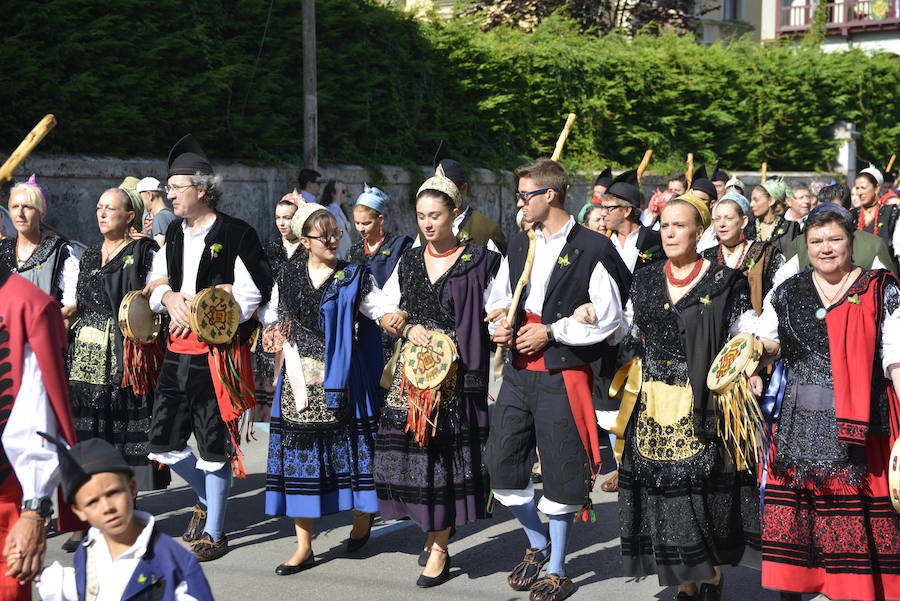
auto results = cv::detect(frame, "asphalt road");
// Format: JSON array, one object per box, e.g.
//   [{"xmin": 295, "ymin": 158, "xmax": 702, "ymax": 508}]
[{"xmin": 42, "ymin": 426, "xmax": 827, "ymax": 601}]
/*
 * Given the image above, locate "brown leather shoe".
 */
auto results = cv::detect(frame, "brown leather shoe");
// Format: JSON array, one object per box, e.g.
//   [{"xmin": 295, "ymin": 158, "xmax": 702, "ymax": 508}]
[
  {"xmin": 191, "ymin": 532, "xmax": 229, "ymax": 562},
  {"xmin": 529, "ymin": 574, "xmax": 575, "ymax": 601},
  {"xmin": 508, "ymin": 545, "xmax": 550, "ymax": 591}
]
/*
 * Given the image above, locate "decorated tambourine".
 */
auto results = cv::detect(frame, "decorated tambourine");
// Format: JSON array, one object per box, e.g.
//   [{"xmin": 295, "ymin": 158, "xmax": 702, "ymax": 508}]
[
  {"xmin": 400, "ymin": 330, "xmax": 458, "ymax": 447},
  {"xmin": 402, "ymin": 331, "xmax": 458, "ymax": 391},
  {"xmin": 707, "ymin": 332, "xmax": 763, "ymax": 392},
  {"xmin": 707, "ymin": 333, "xmax": 766, "ymax": 471},
  {"xmin": 118, "ymin": 290, "xmax": 162, "ymax": 343},
  {"xmin": 890, "ymin": 438, "xmax": 900, "ymax": 512},
  {"xmin": 190, "ymin": 287, "xmax": 240, "ymax": 345}
]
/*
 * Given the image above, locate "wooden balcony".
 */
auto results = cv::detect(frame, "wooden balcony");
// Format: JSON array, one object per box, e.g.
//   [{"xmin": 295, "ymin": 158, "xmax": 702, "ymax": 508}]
[{"xmin": 777, "ymin": 1, "xmax": 900, "ymax": 36}]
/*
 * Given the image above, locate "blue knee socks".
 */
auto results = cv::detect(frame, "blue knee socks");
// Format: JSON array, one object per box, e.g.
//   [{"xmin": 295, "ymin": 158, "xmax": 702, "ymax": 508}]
[
  {"xmin": 170, "ymin": 455, "xmax": 207, "ymax": 506},
  {"xmin": 547, "ymin": 513, "xmax": 575, "ymax": 577},
  {"xmin": 506, "ymin": 501, "xmax": 549, "ymax": 552},
  {"xmin": 608, "ymin": 431, "xmax": 619, "ymax": 468},
  {"xmin": 203, "ymin": 464, "xmax": 232, "ymax": 541}
]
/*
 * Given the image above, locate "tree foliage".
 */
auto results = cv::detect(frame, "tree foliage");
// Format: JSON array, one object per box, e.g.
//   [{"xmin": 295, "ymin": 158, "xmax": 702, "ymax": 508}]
[{"xmin": 0, "ymin": 0, "xmax": 897, "ymax": 175}]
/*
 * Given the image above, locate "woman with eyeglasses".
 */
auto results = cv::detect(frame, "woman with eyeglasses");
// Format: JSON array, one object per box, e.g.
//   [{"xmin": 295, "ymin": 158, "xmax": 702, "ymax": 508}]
[
  {"xmin": 258, "ymin": 201, "xmax": 402, "ymax": 575},
  {"xmin": 374, "ymin": 173, "xmax": 500, "ymax": 588},
  {"xmin": 0, "ymin": 175, "xmax": 79, "ymax": 316},
  {"xmin": 63, "ymin": 186, "xmax": 170, "ymax": 550},
  {"xmin": 319, "ymin": 179, "xmax": 353, "ymax": 260}
]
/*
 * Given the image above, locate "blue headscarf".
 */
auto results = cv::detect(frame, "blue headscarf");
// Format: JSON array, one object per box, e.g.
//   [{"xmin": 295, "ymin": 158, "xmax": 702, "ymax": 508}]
[
  {"xmin": 355, "ymin": 184, "xmax": 389, "ymax": 215},
  {"xmin": 719, "ymin": 190, "xmax": 750, "ymax": 216},
  {"xmin": 807, "ymin": 201, "xmax": 853, "ymax": 223}
]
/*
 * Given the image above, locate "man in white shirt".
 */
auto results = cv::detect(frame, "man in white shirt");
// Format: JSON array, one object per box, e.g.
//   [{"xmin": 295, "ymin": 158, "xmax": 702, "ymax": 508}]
[
  {"xmin": 484, "ymin": 158, "xmax": 629, "ymax": 601},
  {"xmin": 146, "ymin": 135, "xmax": 272, "ymax": 562},
  {"xmin": 0, "ymin": 271, "xmax": 78, "ymax": 600}
]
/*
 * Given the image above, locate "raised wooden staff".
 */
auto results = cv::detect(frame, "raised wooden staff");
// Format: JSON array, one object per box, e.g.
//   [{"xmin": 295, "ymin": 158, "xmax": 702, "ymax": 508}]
[
  {"xmin": 887, "ymin": 153, "xmax": 896, "ymax": 174},
  {"xmin": 686, "ymin": 153, "xmax": 694, "ymax": 187},
  {"xmin": 760, "ymin": 162, "xmax": 768, "ymax": 184},
  {"xmin": 637, "ymin": 149, "xmax": 653, "ymax": 184},
  {"xmin": 492, "ymin": 113, "xmax": 576, "ymax": 381},
  {"xmin": 0, "ymin": 115, "xmax": 56, "ymax": 184}
]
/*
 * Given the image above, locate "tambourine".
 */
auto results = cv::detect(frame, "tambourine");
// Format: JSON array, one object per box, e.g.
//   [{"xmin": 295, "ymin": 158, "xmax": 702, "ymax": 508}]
[
  {"xmin": 402, "ymin": 331, "xmax": 458, "ymax": 390},
  {"xmin": 890, "ymin": 438, "xmax": 900, "ymax": 512},
  {"xmin": 707, "ymin": 333, "xmax": 763, "ymax": 392},
  {"xmin": 189, "ymin": 287, "xmax": 240, "ymax": 345},
  {"xmin": 118, "ymin": 291, "xmax": 162, "ymax": 343},
  {"xmin": 707, "ymin": 333, "xmax": 765, "ymax": 471}
]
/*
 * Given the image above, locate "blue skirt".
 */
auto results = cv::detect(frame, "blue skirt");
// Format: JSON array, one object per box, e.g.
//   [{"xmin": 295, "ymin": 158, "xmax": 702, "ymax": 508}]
[{"xmin": 265, "ymin": 373, "xmax": 379, "ymax": 518}]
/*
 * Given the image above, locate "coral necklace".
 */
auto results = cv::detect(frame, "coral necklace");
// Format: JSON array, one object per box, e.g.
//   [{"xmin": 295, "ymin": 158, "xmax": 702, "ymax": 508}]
[
  {"xmin": 665, "ymin": 258, "xmax": 704, "ymax": 287},
  {"xmin": 857, "ymin": 204, "xmax": 881, "ymax": 236},
  {"xmin": 717, "ymin": 241, "xmax": 749, "ymax": 270},
  {"xmin": 426, "ymin": 242, "xmax": 459, "ymax": 258}
]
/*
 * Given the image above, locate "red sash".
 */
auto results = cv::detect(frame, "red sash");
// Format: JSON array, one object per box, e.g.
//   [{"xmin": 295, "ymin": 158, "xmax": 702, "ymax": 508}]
[{"xmin": 513, "ymin": 312, "xmax": 601, "ymax": 481}]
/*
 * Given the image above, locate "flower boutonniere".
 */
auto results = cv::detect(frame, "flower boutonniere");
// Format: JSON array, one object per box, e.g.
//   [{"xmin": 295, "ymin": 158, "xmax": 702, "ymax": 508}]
[
  {"xmin": 848, "ymin": 293, "xmax": 860, "ymax": 305},
  {"xmin": 700, "ymin": 295, "xmax": 712, "ymax": 305},
  {"xmin": 461, "ymin": 253, "xmax": 473, "ymax": 263},
  {"xmin": 34, "ymin": 263, "xmax": 44, "ymax": 270},
  {"xmin": 90, "ymin": 268, "xmax": 99, "ymax": 276},
  {"xmin": 457, "ymin": 230, "xmax": 471, "ymax": 243},
  {"xmin": 334, "ymin": 270, "xmax": 346, "ymax": 281},
  {"xmin": 557, "ymin": 254, "xmax": 571, "ymax": 267},
  {"xmin": 379, "ymin": 248, "xmax": 391, "ymax": 257},
  {"xmin": 209, "ymin": 243, "xmax": 223, "ymax": 259},
  {"xmin": 638, "ymin": 250, "xmax": 653, "ymax": 262},
  {"xmin": 878, "ymin": 222, "xmax": 885, "ymax": 229},
  {"xmin": 123, "ymin": 255, "xmax": 134, "ymax": 265},
  {"xmin": 744, "ymin": 258, "xmax": 756, "ymax": 270}
]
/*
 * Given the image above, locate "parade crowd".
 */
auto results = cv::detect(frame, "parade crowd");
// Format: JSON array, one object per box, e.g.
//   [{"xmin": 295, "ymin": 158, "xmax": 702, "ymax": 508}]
[{"xmin": 1, "ymin": 133, "xmax": 900, "ymax": 601}]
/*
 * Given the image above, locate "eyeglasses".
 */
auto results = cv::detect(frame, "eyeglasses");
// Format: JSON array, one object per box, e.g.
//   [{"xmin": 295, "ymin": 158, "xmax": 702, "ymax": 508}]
[
  {"xmin": 514, "ymin": 188, "xmax": 556, "ymax": 203},
  {"xmin": 597, "ymin": 205, "xmax": 629, "ymax": 214},
  {"xmin": 306, "ymin": 230, "xmax": 343, "ymax": 243},
  {"xmin": 164, "ymin": 183, "xmax": 196, "ymax": 194}
]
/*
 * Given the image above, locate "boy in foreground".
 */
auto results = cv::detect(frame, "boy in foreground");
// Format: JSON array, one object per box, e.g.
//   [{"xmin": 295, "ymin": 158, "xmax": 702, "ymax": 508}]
[{"xmin": 37, "ymin": 436, "xmax": 215, "ymax": 601}]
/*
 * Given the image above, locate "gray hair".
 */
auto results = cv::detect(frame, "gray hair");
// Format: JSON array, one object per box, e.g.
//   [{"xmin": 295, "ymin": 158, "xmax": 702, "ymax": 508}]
[{"xmin": 190, "ymin": 172, "xmax": 223, "ymax": 209}]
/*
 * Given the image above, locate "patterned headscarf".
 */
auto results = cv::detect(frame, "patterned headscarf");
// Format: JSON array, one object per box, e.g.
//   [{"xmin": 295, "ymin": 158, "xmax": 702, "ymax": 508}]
[
  {"xmin": 118, "ymin": 186, "xmax": 145, "ymax": 231},
  {"xmin": 719, "ymin": 190, "xmax": 751, "ymax": 217},
  {"xmin": 417, "ymin": 167, "xmax": 462, "ymax": 209}
]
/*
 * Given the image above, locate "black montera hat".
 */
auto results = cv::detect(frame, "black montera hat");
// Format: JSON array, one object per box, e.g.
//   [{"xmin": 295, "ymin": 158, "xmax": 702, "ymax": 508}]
[
  {"xmin": 593, "ymin": 167, "xmax": 613, "ymax": 189},
  {"xmin": 432, "ymin": 141, "xmax": 467, "ymax": 188},
  {"xmin": 38, "ymin": 433, "xmax": 133, "ymax": 504},
  {"xmin": 167, "ymin": 134, "xmax": 213, "ymax": 177},
  {"xmin": 606, "ymin": 169, "xmax": 641, "ymax": 207}
]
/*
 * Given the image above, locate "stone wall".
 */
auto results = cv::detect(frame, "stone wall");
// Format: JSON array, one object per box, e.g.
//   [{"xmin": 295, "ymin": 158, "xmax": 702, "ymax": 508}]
[{"xmin": 8, "ymin": 153, "xmax": 836, "ymax": 247}]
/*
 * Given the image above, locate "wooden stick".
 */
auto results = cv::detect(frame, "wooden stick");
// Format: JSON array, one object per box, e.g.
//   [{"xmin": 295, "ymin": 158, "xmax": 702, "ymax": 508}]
[
  {"xmin": 637, "ymin": 149, "xmax": 653, "ymax": 184},
  {"xmin": 887, "ymin": 153, "xmax": 896, "ymax": 174},
  {"xmin": 686, "ymin": 153, "xmax": 694, "ymax": 187},
  {"xmin": 492, "ymin": 228, "xmax": 537, "ymax": 381},
  {"xmin": 0, "ymin": 115, "xmax": 57, "ymax": 184},
  {"xmin": 551, "ymin": 113, "xmax": 577, "ymax": 162},
  {"xmin": 760, "ymin": 162, "xmax": 768, "ymax": 183}
]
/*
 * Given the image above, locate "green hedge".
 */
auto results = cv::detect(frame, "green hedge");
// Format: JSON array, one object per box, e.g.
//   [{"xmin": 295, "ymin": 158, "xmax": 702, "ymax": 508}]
[{"xmin": 1, "ymin": 1, "xmax": 898, "ymax": 175}]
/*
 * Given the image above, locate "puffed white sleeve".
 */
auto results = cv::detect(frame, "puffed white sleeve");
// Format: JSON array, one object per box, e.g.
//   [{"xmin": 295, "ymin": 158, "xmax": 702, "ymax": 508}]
[
  {"xmin": 880, "ymin": 293, "xmax": 900, "ymax": 376},
  {"xmin": 59, "ymin": 245, "xmax": 80, "ymax": 307},
  {"xmin": 551, "ymin": 261, "xmax": 623, "ymax": 346},
  {"xmin": 484, "ymin": 256, "xmax": 512, "ymax": 336},
  {"xmin": 258, "ymin": 282, "xmax": 280, "ymax": 327},
  {"xmin": 36, "ymin": 562, "xmax": 77, "ymax": 601},
  {"xmin": 380, "ymin": 261, "xmax": 403, "ymax": 308},
  {"xmin": 2, "ymin": 344, "xmax": 61, "ymax": 500},
  {"xmin": 359, "ymin": 274, "xmax": 397, "ymax": 322},
  {"xmin": 755, "ymin": 288, "xmax": 780, "ymax": 344},
  {"xmin": 232, "ymin": 256, "xmax": 264, "ymax": 323},
  {"xmin": 148, "ymin": 244, "xmax": 172, "ymax": 313},
  {"xmin": 770, "ymin": 254, "xmax": 799, "ymax": 294}
]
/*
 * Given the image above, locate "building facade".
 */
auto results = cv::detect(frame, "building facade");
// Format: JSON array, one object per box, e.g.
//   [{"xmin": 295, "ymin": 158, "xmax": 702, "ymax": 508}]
[{"xmin": 765, "ymin": 0, "xmax": 900, "ymax": 53}]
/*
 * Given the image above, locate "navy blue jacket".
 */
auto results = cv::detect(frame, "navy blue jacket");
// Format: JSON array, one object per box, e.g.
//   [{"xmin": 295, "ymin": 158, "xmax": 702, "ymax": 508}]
[{"xmin": 73, "ymin": 527, "xmax": 214, "ymax": 601}]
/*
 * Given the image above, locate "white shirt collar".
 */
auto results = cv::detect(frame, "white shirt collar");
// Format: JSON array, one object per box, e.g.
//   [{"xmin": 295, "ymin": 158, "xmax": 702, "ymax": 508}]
[
  {"xmin": 180, "ymin": 214, "xmax": 217, "ymax": 238},
  {"xmin": 453, "ymin": 205, "xmax": 473, "ymax": 229},
  {"xmin": 536, "ymin": 216, "xmax": 576, "ymax": 242},
  {"xmin": 85, "ymin": 511, "xmax": 155, "ymax": 561}
]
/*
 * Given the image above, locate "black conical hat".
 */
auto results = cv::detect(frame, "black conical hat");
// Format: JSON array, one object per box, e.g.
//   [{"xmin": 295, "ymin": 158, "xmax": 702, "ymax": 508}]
[
  {"xmin": 432, "ymin": 140, "xmax": 466, "ymax": 188},
  {"xmin": 167, "ymin": 134, "xmax": 213, "ymax": 177},
  {"xmin": 593, "ymin": 167, "xmax": 613, "ymax": 188},
  {"xmin": 38, "ymin": 433, "xmax": 133, "ymax": 504},
  {"xmin": 690, "ymin": 164, "xmax": 717, "ymax": 199},
  {"xmin": 606, "ymin": 169, "xmax": 641, "ymax": 207},
  {"xmin": 711, "ymin": 163, "xmax": 729, "ymax": 182}
]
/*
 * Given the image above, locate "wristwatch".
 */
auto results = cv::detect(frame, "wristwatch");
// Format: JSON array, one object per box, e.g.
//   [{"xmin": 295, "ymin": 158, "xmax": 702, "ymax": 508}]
[
  {"xmin": 21, "ymin": 497, "xmax": 52, "ymax": 518},
  {"xmin": 545, "ymin": 324, "xmax": 555, "ymax": 342}
]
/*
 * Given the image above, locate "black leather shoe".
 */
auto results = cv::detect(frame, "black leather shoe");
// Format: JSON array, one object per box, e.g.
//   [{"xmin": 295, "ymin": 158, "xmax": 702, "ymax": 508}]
[
  {"xmin": 416, "ymin": 552, "xmax": 451, "ymax": 588},
  {"xmin": 275, "ymin": 553, "xmax": 315, "ymax": 575},
  {"xmin": 779, "ymin": 593, "xmax": 801, "ymax": 601},
  {"xmin": 347, "ymin": 514, "xmax": 374, "ymax": 553},
  {"xmin": 417, "ymin": 527, "xmax": 456, "ymax": 566},
  {"xmin": 698, "ymin": 571, "xmax": 724, "ymax": 601},
  {"xmin": 61, "ymin": 533, "xmax": 82, "ymax": 553}
]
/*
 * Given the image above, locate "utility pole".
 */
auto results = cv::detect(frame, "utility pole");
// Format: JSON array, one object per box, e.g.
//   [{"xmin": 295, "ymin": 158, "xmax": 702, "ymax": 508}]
[{"xmin": 302, "ymin": 0, "xmax": 318, "ymax": 170}]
